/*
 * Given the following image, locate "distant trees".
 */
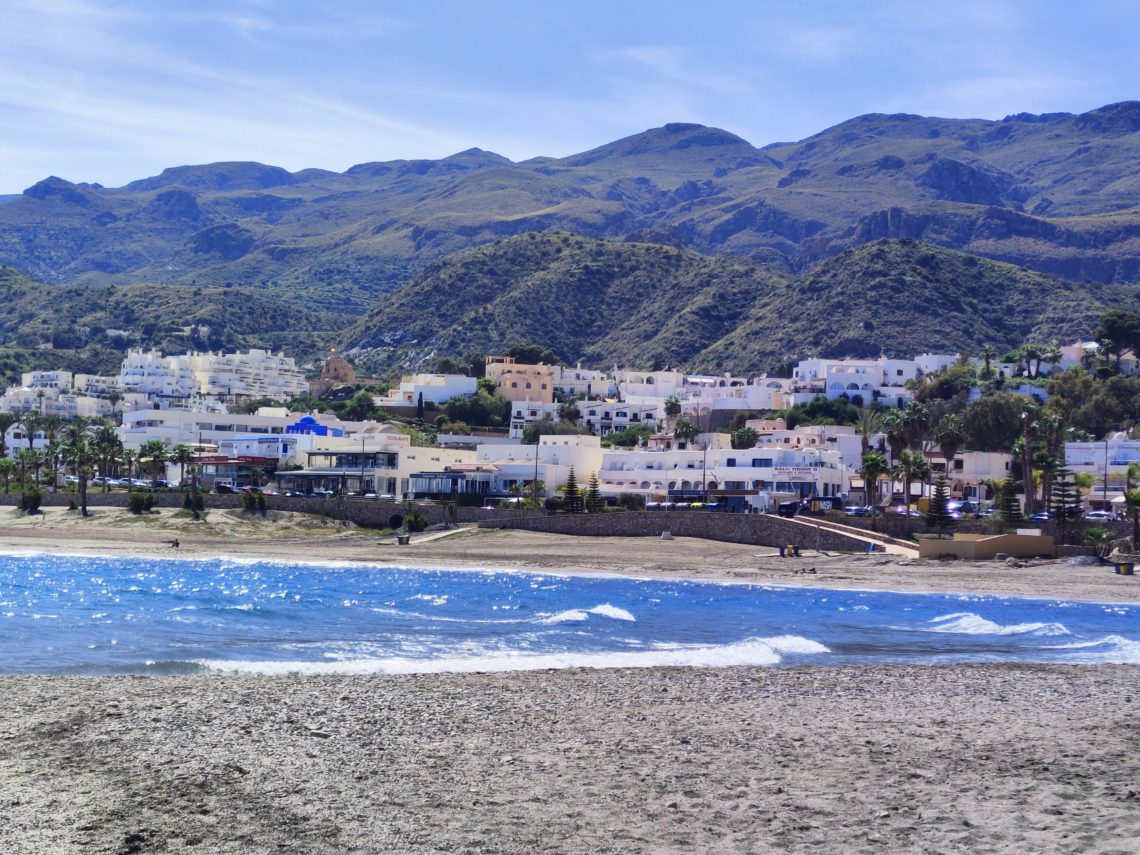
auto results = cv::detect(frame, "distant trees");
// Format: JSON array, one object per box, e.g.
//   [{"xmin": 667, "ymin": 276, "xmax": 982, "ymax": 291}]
[
  {"xmin": 444, "ymin": 389, "xmax": 510, "ymax": 428},
  {"xmin": 730, "ymin": 426, "xmax": 758, "ymax": 450},
  {"xmin": 1093, "ymin": 310, "xmax": 1140, "ymax": 372}
]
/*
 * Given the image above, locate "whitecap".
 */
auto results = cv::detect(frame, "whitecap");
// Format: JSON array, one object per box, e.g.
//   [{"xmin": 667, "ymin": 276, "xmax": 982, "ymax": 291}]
[
  {"xmin": 1044, "ymin": 635, "xmax": 1140, "ymax": 664},
  {"xmin": 537, "ymin": 609, "xmax": 590, "ymax": 624},
  {"xmin": 194, "ymin": 634, "xmax": 829, "ymax": 675},
  {"xmin": 924, "ymin": 612, "xmax": 1071, "ymax": 637},
  {"xmin": 586, "ymin": 604, "xmax": 636, "ymax": 621}
]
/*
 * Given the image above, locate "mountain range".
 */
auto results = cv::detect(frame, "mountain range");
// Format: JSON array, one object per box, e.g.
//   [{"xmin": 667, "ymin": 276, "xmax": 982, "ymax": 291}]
[{"xmin": 2, "ymin": 101, "xmax": 1140, "ymax": 377}]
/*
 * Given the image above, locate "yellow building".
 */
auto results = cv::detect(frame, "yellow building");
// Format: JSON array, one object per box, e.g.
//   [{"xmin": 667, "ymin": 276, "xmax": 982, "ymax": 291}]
[{"xmin": 484, "ymin": 356, "xmax": 556, "ymax": 404}]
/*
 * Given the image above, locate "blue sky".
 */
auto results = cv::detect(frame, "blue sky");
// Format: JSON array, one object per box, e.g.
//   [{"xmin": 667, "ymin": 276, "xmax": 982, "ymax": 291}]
[{"xmin": 1, "ymin": 0, "xmax": 1137, "ymax": 193}]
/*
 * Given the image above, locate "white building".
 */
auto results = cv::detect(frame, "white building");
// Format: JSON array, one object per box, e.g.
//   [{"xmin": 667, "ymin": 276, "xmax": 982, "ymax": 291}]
[
  {"xmin": 375, "ymin": 373, "xmax": 477, "ymax": 407},
  {"xmin": 475, "ymin": 435, "xmax": 604, "ymax": 498},
  {"xmin": 791, "ymin": 357, "xmax": 917, "ymax": 407},
  {"xmin": 507, "ymin": 401, "xmax": 561, "ymax": 439},
  {"xmin": 555, "ymin": 365, "xmax": 614, "ymax": 400},
  {"xmin": 118, "ymin": 348, "xmax": 307, "ymax": 405},
  {"xmin": 598, "ymin": 443, "xmax": 850, "ymax": 512},
  {"xmin": 578, "ymin": 401, "xmax": 659, "ymax": 438},
  {"xmin": 1064, "ymin": 434, "xmax": 1140, "ymax": 508}
]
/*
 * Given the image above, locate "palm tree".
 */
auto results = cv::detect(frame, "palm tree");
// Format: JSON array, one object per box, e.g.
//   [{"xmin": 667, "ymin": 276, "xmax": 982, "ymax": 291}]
[
  {"xmin": 107, "ymin": 388, "xmax": 123, "ymax": 423},
  {"xmin": 1019, "ymin": 403, "xmax": 1039, "ymax": 516},
  {"xmin": 92, "ymin": 424, "xmax": 122, "ymax": 492},
  {"xmin": 170, "ymin": 443, "xmax": 195, "ymax": 491},
  {"xmin": 855, "ymin": 409, "xmax": 883, "ymax": 457},
  {"xmin": 980, "ymin": 344, "xmax": 997, "ymax": 380},
  {"xmin": 0, "ymin": 459, "xmax": 14, "ymax": 494},
  {"xmin": 18, "ymin": 411, "xmax": 46, "ymax": 458},
  {"xmin": 1123, "ymin": 488, "xmax": 1140, "ymax": 551},
  {"xmin": 663, "ymin": 396, "xmax": 681, "ymax": 428},
  {"xmin": 139, "ymin": 440, "xmax": 170, "ymax": 488},
  {"xmin": 672, "ymin": 418, "xmax": 698, "ymax": 449},
  {"xmin": 120, "ymin": 449, "xmax": 138, "ymax": 483},
  {"xmin": 62, "ymin": 422, "xmax": 98, "ymax": 517},
  {"xmin": 934, "ymin": 414, "xmax": 966, "ymax": 485},
  {"xmin": 879, "ymin": 408, "xmax": 908, "ymax": 466},
  {"xmin": 860, "ymin": 450, "xmax": 888, "ymax": 531},
  {"xmin": 893, "ymin": 449, "xmax": 931, "ymax": 526},
  {"xmin": 903, "ymin": 401, "xmax": 931, "ymax": 451},
  {"xmin": 18, "ymin": 448, "xmax": 45, "ymax": 489}
]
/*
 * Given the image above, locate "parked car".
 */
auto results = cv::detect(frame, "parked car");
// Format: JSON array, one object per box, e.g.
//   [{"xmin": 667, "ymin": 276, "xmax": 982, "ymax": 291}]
[
  {"xmin": 844, "ymin": 506, "xmax": 872, "ymax": 517},
  {"xmin": 215, "ymin": 483, "xmax": 237, "ymax": 494},
  {"xmin": 1086, "ymin": 510, "xmax": 1116, "ymax": 520},
  {"xmin": 1028, "ymin": 512, "xmax": 1051, "ymax": 521},
  {"xmin": 889, "ymin": 506, "xmax": 923, "ymax": 517}
]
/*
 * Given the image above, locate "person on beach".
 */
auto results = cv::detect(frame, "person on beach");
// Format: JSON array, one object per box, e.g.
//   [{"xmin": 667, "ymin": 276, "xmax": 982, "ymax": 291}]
[{"xmin": 168, "ymin": 539, "xmax": 180, "ymax": 548}]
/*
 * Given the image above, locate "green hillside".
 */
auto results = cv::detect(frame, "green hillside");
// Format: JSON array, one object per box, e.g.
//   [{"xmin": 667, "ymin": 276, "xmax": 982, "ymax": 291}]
[
  {"xmin": 346, "ymin": 235, "xmax": 1134, "ymax": 375},
  {"xmin": 0, "ymin": 265, "xmax": 341, "ymax": 381}
]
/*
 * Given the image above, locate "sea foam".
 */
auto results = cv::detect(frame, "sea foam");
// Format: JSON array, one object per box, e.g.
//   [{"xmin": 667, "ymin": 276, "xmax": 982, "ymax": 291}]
[
  {"xmin": 1044, "ymin": 635, "xmax": 1140, "ymax": 664},
  {"xmin": 195, "ymin": 635, "xmax": 830, "ymax": 675},
  {"xmin": 925, "ymin": 612, "xmax": 1071, "ymax": 637}
]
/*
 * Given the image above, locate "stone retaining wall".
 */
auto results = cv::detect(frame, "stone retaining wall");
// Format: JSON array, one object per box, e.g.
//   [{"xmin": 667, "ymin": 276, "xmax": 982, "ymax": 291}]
[
  {"xmin": 478, "ymin": 511, "xmax": 874, "ymax": 551},
  {"xmin": 1, "ymin": 492, "xmax": 872, "ymax": 549}
]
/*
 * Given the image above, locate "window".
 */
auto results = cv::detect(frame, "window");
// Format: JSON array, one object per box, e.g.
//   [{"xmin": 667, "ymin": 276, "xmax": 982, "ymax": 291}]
[
  {"xmin": 726, "ymin": 458, "xmax": 736, "ymax": 467},
  {"xmin": 753, "ymin": 458, "xmax": 772, "ymax": 468}
]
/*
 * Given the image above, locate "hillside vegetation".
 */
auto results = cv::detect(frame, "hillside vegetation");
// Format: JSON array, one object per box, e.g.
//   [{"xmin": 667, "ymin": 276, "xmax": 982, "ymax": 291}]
[
  {"xmin": 347, "ymin": 234, "xmax": 1136, "ymax": 375},
  {"xmin": 0, "ymin": 265, "xmax": 340, "ymax": 381}
]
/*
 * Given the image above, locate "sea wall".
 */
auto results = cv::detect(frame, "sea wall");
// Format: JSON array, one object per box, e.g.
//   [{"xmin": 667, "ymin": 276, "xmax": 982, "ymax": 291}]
[{"xmin": 478, "ymin": 511, "xmax": 874, "ymax": 551}]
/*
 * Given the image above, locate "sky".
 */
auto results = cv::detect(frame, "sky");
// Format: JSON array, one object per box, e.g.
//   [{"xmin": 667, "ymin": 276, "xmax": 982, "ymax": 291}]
[{"xmin": 1, "ymin": 0, "xmax": 1138, "ymax": 194}]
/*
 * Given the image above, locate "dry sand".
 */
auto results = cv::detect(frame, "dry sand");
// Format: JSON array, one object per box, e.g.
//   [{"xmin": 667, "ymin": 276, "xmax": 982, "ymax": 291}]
[{"xmin": 1, "ymin": 507, "xmax": 1138, "ymax": 854}]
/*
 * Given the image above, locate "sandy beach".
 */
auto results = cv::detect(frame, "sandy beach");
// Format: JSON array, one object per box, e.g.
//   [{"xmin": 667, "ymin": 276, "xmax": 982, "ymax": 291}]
[{"xmin": 1, "ymin": 508, "xmax": 1138, "ymax": 853}]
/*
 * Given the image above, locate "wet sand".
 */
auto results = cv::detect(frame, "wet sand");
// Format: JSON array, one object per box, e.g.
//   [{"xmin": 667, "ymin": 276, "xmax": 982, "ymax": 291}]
[{"xmin": 1, "ymin": 510, "xmax": 1138, "ymax": 853}]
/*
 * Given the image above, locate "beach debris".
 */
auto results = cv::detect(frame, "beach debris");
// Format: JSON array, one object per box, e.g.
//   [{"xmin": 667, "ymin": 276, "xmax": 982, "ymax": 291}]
[{"xmin": 660, "ymin": 530, "xmax": 673, "ymax": 540}]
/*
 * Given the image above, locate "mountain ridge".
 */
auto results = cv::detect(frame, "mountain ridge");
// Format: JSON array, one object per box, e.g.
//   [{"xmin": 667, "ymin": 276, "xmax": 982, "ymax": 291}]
[{"xmin": 4, "ymin": 102, "xmax": 1140, "ymax": 294}]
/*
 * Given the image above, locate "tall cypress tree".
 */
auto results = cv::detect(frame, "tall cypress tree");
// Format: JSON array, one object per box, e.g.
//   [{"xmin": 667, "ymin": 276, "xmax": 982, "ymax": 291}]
[
  {"xmin": 998, "ymin": 477, "xmax": 1023, "ymax": 529},
  {"xmin": 1049, "ymin": 464, "xmax": 1083, "ymax": 545},
  {"xmin": 924, "ymin": 477, "xmax": 957, "ymax": 539},
  {"xmin": 564, "ymin": 467, "xmax": 584, "ymax": 514},
  {"xmin": 585, "ymin": 473, "xmax": 604, "ymax": 513}
]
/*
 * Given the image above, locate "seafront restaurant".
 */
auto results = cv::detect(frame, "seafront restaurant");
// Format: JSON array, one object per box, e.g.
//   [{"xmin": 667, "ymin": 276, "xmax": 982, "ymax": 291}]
[
  {"xmin": 407, "ymin": 464, "xmax": 496, "ymax": 503},
  {"xmin": 276, "ymin": 447, "xmax": 400, "ymax": 497}
]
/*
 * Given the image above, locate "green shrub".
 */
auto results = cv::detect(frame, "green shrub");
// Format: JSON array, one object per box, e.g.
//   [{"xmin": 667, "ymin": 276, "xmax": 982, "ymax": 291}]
[
  {"xmin": 127, "ymin": 492, "xmax": 147, "ymax": 514},
  {"xmin": 617, "ymin": 493, "xmax": 646, "ymax": 511},
  {"xmin": 193, "ymin": 492, "xmax": 205, "ymax": 512},
  {"xmin": 18, "ymin": 488, "xmax": 42, "ymax": 513},
  {"xmin": 242, "ymin": 492, "xmax": 257, "ymax": 512},
  {"xmin": 256, "ymin": 493, "xmax": 267, "ymax": 514},
  {"xmin": 183, "ymin": 492, "xmax": 193, "ymax": 510},
  {"xmin": 68, "ymin": 498, "xmax": 78, "ymax": 511},
  {"xmin": 405, "ymin": 512, "xmax": 429, "ymax": 533}
]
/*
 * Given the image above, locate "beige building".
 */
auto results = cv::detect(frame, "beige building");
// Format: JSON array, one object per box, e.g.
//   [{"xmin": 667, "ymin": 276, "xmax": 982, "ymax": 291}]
[{"xmin": 484, "ymin": 356, "xmax": 556, "ymax": 404}]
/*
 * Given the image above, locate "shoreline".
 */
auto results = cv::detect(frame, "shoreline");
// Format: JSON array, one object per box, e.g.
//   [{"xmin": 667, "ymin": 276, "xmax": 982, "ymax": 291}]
[{"xmin": 1, "ymin": 507, "xmax": 1138, "ymax": 604}]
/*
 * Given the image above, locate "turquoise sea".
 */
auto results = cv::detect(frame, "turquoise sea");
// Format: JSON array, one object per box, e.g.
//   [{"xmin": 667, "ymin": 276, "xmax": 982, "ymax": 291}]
[{"xmin": 1, "ymin": 552, "xmax": 1137, "ymax": 675}]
